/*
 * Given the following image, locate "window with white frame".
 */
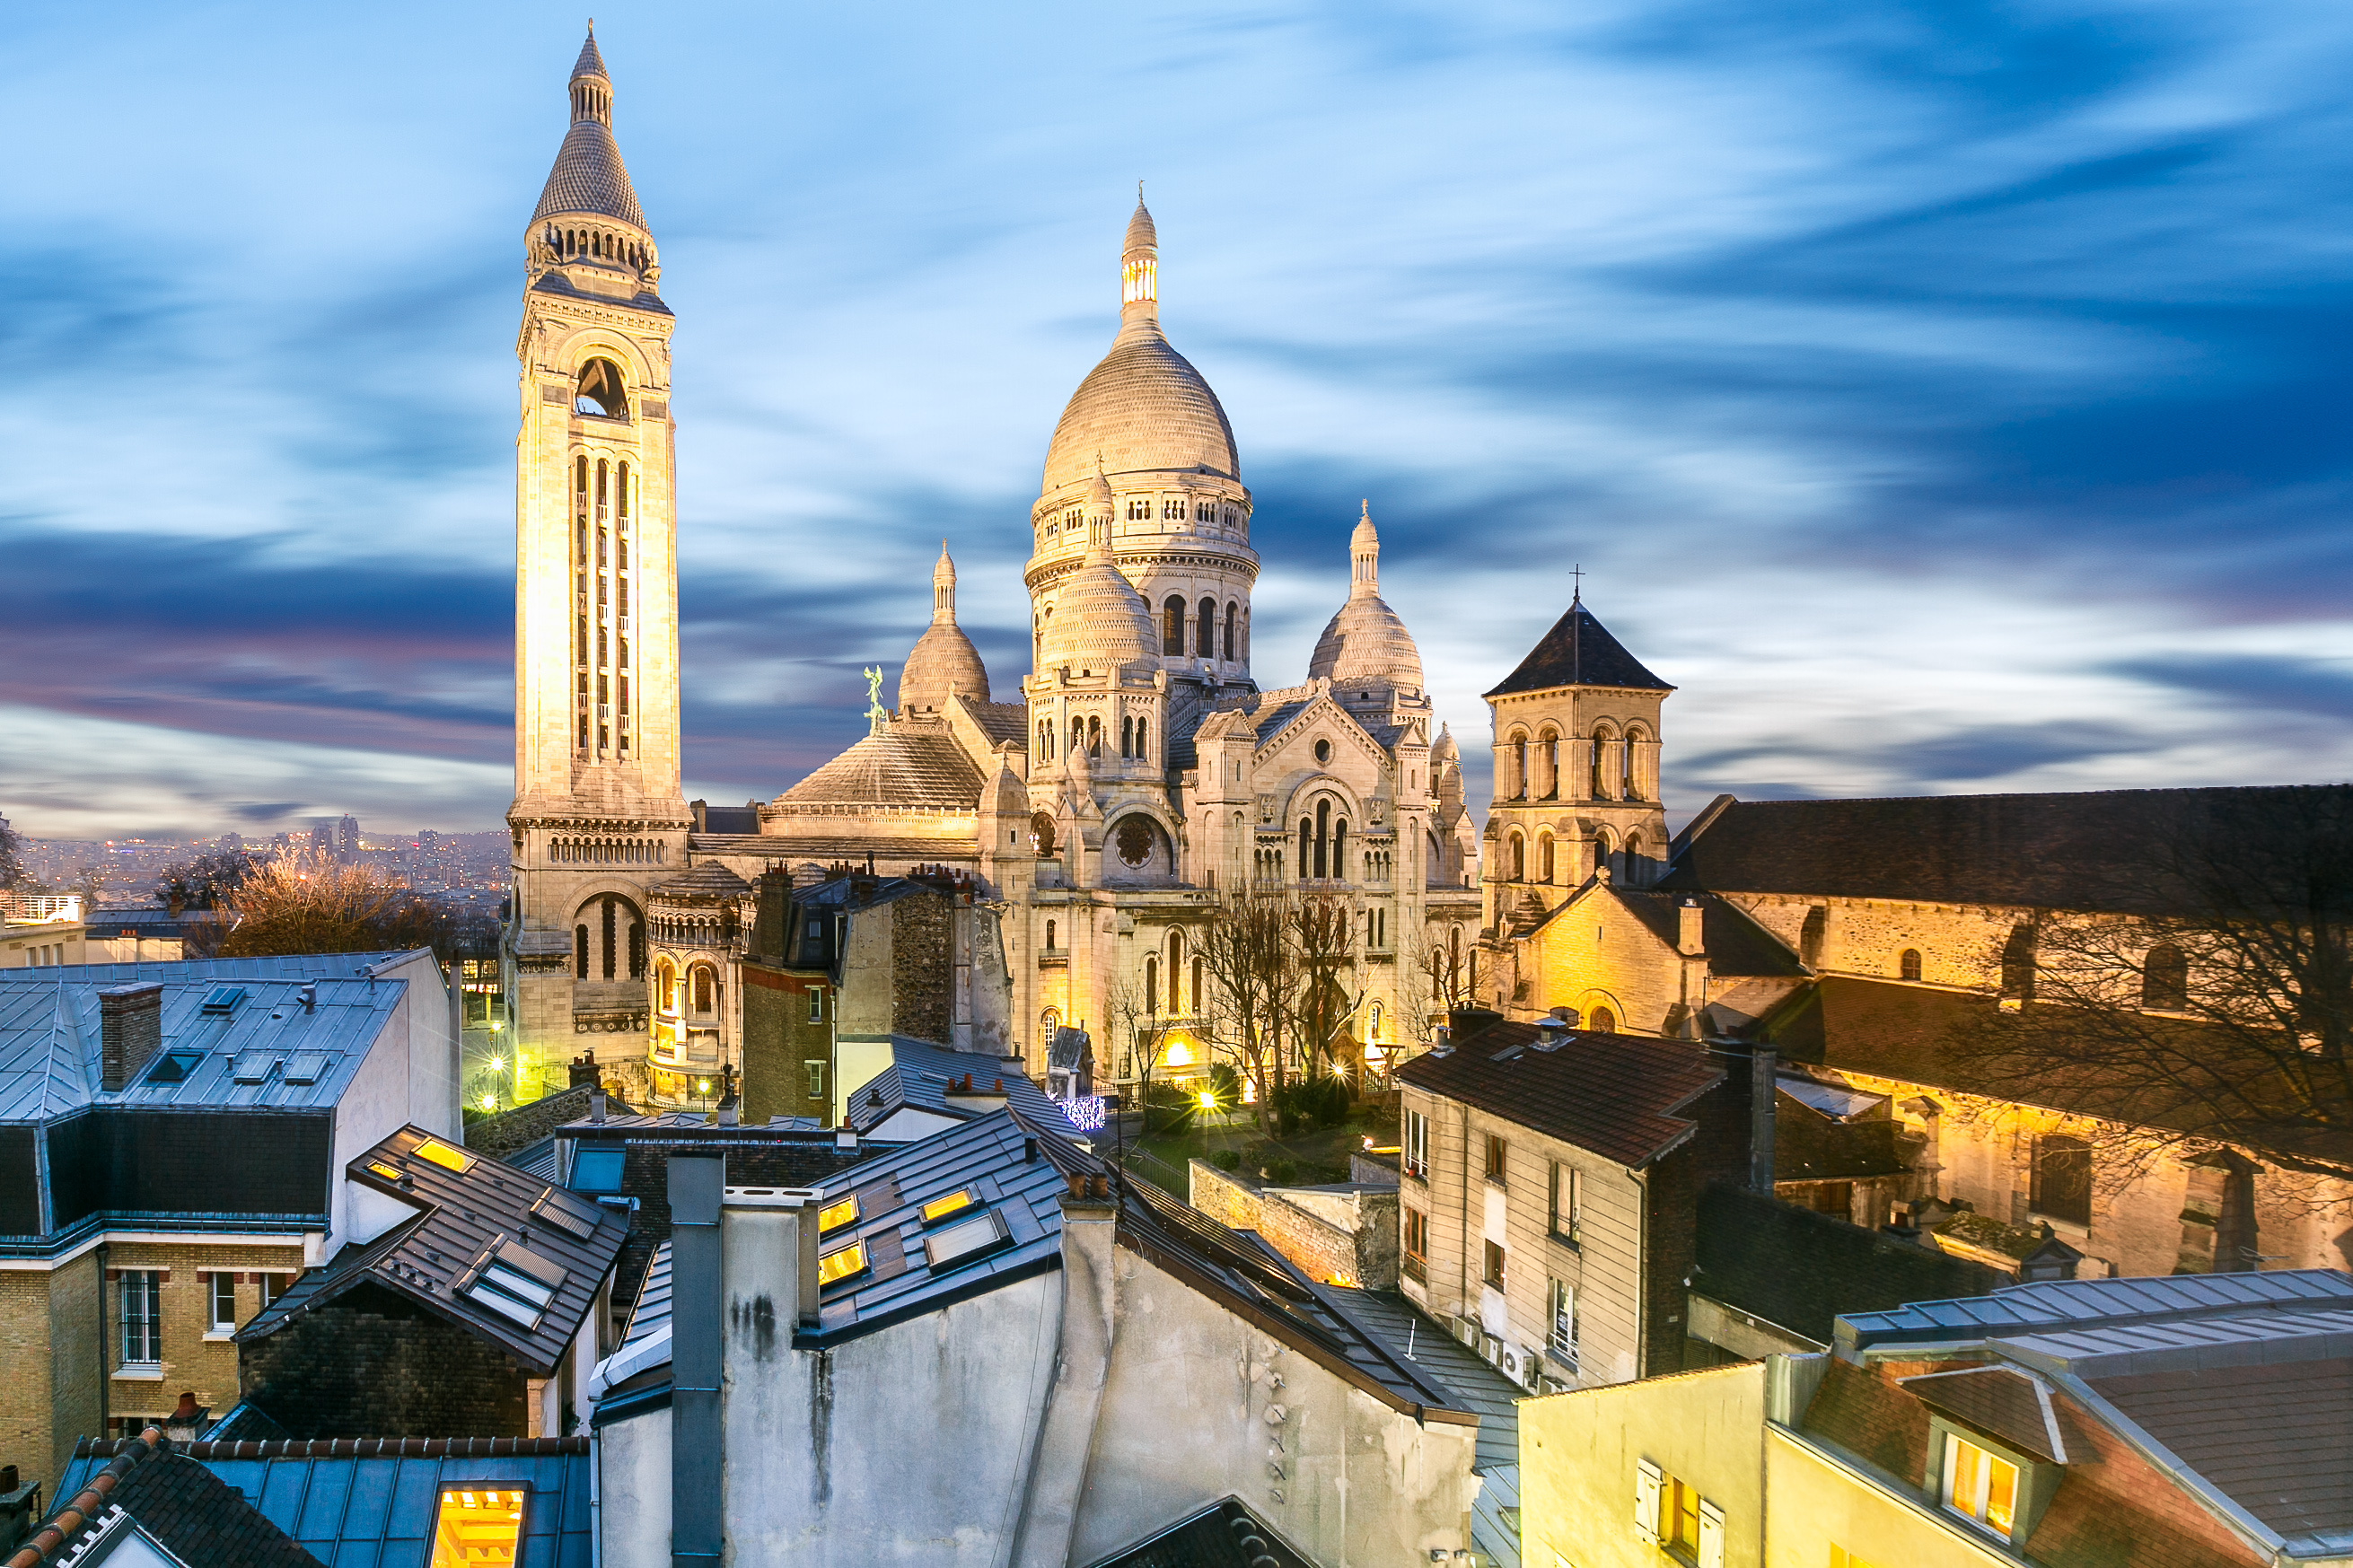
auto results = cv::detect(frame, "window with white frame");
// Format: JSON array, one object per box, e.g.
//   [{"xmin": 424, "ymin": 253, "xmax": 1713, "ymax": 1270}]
[
  {"xmin": 1548, "ymin": 1278, "xmax": 1577, "ymax": 1365},
  {"xmin": 1943, "ymin": 1432, "xmax": 2019, "ymax": 1537},
  {"xmin": 208, "ymin": 1273, "xmax": 236, "ymax": 1334},
  {"xmin": 1550, "ymin": 1161, "xmax": 1582, "ymax": 1246},
  {"xmin": 118, "ymin": 1270, "xmax": 161, "ymax": 1367},
  {"xmin": 1402, "ymin": 1107, "xmax": 1429, "ymax": 1177},
  {"xmin": 807, "ymin": 987, "xmax": 824, "ymax": 1024}
]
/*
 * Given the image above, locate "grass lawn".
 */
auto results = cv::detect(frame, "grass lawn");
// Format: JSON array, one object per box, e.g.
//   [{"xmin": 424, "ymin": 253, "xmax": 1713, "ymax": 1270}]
[{"xmin": 1119, "ymin": 1097, "xmax": 1400, "ymax": 1197}]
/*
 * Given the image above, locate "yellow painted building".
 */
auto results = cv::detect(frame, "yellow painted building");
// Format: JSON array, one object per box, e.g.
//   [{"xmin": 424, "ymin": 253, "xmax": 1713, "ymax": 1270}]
[{"xmin": 1521, "ymin": 1362, "xmax": 1764, "ymax": 1568}]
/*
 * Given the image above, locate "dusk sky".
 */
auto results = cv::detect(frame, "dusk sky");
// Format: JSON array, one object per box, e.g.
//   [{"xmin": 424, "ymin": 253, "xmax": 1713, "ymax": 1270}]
[{"xmin": 5, "ymin": 0, "xmax": 2352, "ymax": 840}]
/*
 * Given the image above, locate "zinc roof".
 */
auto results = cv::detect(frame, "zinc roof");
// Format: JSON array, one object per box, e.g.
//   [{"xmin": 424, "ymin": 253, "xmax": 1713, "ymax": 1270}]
[
  {"xmin": 1839, "ymin": 1265, "xmax": 2353, "ymax": 1355},
  {"xmin": 842, "ymin": 1037, "xmax": 1069, "ymax": 1136},
  {"xmin": 0, "ymin": 953, "xmax": 422, "ymax": 1124}
]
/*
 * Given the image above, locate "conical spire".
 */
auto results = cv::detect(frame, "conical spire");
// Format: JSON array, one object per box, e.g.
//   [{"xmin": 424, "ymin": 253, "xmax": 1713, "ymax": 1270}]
[
  {"xmin": 932, "ymin": 542, "xmax": 957, "ymax": 623},
  {"xmin": 1349, "ymin": 499, "xmax": 1379, "ymax": 599},
  {"xmin": 1120, "ymin": 189, "xmax": 1158, "ymax": 323},
  {"xmin": 533, "ymin": 25, "xmax": 647, "ymax": 232},
  {"xmin": 572, "ymin": 24, "xmax": 610, "ymax": 87}
]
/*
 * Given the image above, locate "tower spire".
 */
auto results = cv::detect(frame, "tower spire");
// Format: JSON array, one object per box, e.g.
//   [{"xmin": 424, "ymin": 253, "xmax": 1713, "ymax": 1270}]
[
  {"xmin": 1349, "ymin": 499, "xmax": 1380, "ymax": 599},
  {"xmin": 933, "ymin": 541, "xmax": 958, "ymax": 624},
  {"xmin": 1121, "ymin": 193, "xmax": 1158, "ymax": 323}
]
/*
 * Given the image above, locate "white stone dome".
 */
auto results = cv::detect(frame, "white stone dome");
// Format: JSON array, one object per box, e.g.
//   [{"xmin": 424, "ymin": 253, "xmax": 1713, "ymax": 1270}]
[
  {"xmin": 1040, "ymin": 555, "xmax": 1160, "ymax": 671},
  {"xmin": 1307, "ymin": 504, "xmax": 1422, "ymax": 695}
]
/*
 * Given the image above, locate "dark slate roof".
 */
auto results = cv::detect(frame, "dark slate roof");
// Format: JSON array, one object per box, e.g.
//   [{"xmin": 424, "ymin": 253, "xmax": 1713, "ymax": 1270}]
[
  {"xmin": 27, "ymin": 1432, "xmax": 320, "ymax": 1568},
  {"xmin": 1484, "ymin": 600, "xmax": 1672, "ymax": 697},
  {"xmin": 1312, "ymin": 1287, "xmax": 1523, "ymax": 1475},
  {"xmin": 843, "ymin": 1036, "xmax": 1071, "ymax": 1136},
  {"xmin": 1662, "ymin": 784, "xmax": 2353, "ymax": 914},
  {"xmin": 1395, "ymin": 1021, "xmax": 1723, "ymax": 1168},
  {"xmin": 1080, "ymin": 1496, "xmax": 1316, "ymax": 1568},
  {"xmin": 1692, "ymin": 1185, "xmax": 2003, "ymax": 1347},
  {"xmin": 696, "ymin": 804, "xmax": 759, "ymax": 835},
  {"xmin": 554, "ymin": 1118, "xmax": 873, "ymax": 1318},
  {"xmin": 2087, "ymin": 1357, "xmax": 2353, "ymax": 1540},
  {"xmin": 1898, "ymin": 1365, "xmax": 2062, "ymax": 1462},
  {"xmin": 237, "ymin": 1125, "xmax": 627, "ymax": 1380},
  {"xmin": 58, "ymin": 1438, "xmax": 593, "ymax": 1568}
]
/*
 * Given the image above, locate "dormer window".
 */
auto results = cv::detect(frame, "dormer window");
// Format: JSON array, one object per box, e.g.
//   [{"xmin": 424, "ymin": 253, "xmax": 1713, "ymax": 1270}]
[{"xmin": 1943, "ymin": 1433, "xmax": 2018, "ymax": 1536}]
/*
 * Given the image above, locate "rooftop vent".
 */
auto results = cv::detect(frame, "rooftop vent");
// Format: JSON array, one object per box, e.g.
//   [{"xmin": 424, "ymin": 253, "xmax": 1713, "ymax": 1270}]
[
  {"xmin": 199, "ymin": 985, "xmax": 247, "ymax": 1015},
  {"xmin": 282, "ymin": 1052, "xmax": 329, "ymax": 1085}
]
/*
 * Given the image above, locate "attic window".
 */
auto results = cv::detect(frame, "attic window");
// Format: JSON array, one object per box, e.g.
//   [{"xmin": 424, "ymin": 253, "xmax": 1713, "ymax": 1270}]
[
  {"xmin": 818, "ymin": 1196, "xmax": 859, "ymax": 1232},
  {"xmin": 283, "ymin": 1052, "xmax": 328, "ymax": 1085},
  {"xmin": 430, "ymin": 1487, "xmax": 527, "ymax": 1567},
  {"xmin": 230, "ymin": 1051, "xmax": 279, "ymax": 1084},
  {"xmin": 1314, "ymin": 740, "xmax": 1331, "ymax": 764},
  {"xmin": 465, "ymin": 1240, "xmax": 569, "ymax": 1328},
  {"xmin": 365, "ymin": 1161, "xmax": 406, "ymax": 1184},
  {"xmin": 568, "ymin": 1148, "xmax": 626, "ymax": 1194},
  {"xmin": 530, "ymin": 1187, "xmax": 600, "ymax": 1241},
  {"xmin": 922, "ymin": 1209, "xmax": 1010, "ymax": 1271},
  {"xmin": 143, "ymin": 1049, "xmax": 206, "ymax": 1085},
  {"xmin": 414, "ymin": 1137, "xmax": 472, "ymax": 1173},
  {"xmin": 818, "ymin": 1240, "xmax": 870, "ymax": 1286},
  {"xmin": 918, "ymin": 1189, "xmax": 976, "ymax": 1224},
  {"xmin": 199, "ymin": 985, "xmax": 247, "ymax": 1015}
]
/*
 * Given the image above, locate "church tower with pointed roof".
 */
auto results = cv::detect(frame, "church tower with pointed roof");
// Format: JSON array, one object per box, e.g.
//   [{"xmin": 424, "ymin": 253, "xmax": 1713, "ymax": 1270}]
[
  {"xmin": 506, "ymin": 25, "xmax": 689, "ymax": 1072},
  {"xmin": 1479, "ymin": 592, "xmax": 1673, "ymax": 982}
]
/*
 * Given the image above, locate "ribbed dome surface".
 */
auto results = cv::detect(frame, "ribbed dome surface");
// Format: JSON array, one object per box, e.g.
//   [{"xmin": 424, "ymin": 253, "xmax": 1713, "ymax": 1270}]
[
  {"xmin": 652, "ymin": 861, "xmax": 751, "ymax": 903},
  {"xmin": 1041, "ymin": 321, "xmax": 1238, "ymax": 495},
  {"xmin": 533, "ymin": 120, "xmax": 646, "ymax": 230},
  {"xmin": 1040, "ymin": 556, "xmax": 1160, "ymax": 670},
  {"xmin": 899, "ymin": 622, "xmax": 990, "ymax": 712},
  {"xmin": 1309, "ymin": 594, "xmax": 1424, "ymax": 693},
  {"xmin": 777, "ymin": 729, "xmax": 983, "ymax": 810},
  {"xmin": 1433, "ymin": 724, "xmax": 1459, "ymax": 762}
]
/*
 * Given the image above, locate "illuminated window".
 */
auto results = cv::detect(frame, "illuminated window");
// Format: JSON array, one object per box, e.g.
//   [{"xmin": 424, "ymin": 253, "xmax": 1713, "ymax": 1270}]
[
  {"xmin": 1944, "ymin": 1434, "xmax": 2018, "ymax": 1537},
  {"xmin": 414, "ymin": 1137, "xmax": 471, "ymax": 1173},
  {"xmin": 431, "ymin": 1487, "xmax": 527, "ymax": 1567},
  {"xmin": 819, "ymin": 1196, "xmax": 859, "ymax": 1232},
  {"xmin": 818, "ymin": 1240, "xmax": 870, "ymax": 1286},
  {"xmin": 919, "ymin": 1189, "xmax": 975, "ymax": 1224}
]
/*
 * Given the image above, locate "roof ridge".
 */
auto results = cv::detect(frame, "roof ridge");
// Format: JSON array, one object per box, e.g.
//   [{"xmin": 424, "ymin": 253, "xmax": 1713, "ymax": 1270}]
[{"xmin": 9, "ymin": 1426, "xmax": 166, "ymax": 1568}]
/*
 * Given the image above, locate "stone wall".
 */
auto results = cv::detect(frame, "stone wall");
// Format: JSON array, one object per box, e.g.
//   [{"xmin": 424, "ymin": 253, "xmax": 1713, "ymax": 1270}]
[
  {"xmin": 238, "ymin": 1283, "xmax": 527, "ymax": 1438},
  {"xmin": 1189, "ymin": 1161, "xmax": 1400, "ymax": 1288},
  {"xmin": 462, "ymin": 1083, "xmax": 601, "ymax": 1159},
  {"xmin": 889, "ymin": 892, "xmax": 953, "ymax": 1045}
]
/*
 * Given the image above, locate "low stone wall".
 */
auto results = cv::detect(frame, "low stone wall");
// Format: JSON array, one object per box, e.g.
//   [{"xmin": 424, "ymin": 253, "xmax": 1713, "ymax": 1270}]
[
  {"xmin": 1188, "ymin": 1160, "xmax": 1400, "ymax": 1289},
  {"xmin": 1189, "ymin": 1160, "xmax": 1263, "ymax": 1232}
]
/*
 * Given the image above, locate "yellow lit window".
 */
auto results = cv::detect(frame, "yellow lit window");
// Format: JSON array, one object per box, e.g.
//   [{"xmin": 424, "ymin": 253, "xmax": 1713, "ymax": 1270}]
[
  {"xmin": 919, "ymin": 1189, "xmax": 975, "ymax": 1224},
  {"xmin": 431, "ymin": 1487, "xmax": 524, "ymax": 1566},
  {"xmin": 1945, "ymin": 1434, "xmax": 2018, "ymax": 1536},
  {"xmin": 366, "ymin": 1161, "xmax": 405, "ymax": 1183},
  {"xmin": 818, "ymin": 1196, "xmax": 858, "ymax": 1232},
  {"xmin": 818, "ymin": 1240, "xmax": 869, "ymax": 1286},
  {"xmin": 1669, "ymin": 1476, "xmax": 1701, "ymax": 1553},
  {"xmin": 414, "ymin": 1137, "xmax": 471, "ymax": 1173}
]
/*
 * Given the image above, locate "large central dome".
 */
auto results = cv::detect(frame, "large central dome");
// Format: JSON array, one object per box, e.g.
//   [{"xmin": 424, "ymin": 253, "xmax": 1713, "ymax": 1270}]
[{"xmin": 1039, "ymin": 199, "xmax": 1239, "ymax": 497}]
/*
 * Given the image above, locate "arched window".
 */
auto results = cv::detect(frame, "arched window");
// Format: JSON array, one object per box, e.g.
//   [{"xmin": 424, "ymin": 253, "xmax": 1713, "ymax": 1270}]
[
  {"xmin": 1224, "ymin": 602, "xmax": 1237, "ymax": 661},
  {"xmin": 575, "ymin": 924, "xmax": 589, "ymax": 979},
  {"xmin": 1900, "ymin": 948, "xmax": 1923, "ymax": 981},
  {"xmin": 1144, "ymin": 955, "xmax": 1159, "ymax": 1014},
  {"xmin": 1332, "ymin": 817, "xmax": 1348, "ymax": 880},
  {"xmin": 1538, "ymin": 832, "xmax": 1555, "ymax": 882},
  {"xmin": 1622, "ymin": 726, "xmax": 1646, "ymax": 800},
  {"xmin": 1163, "ymin": 596, "xmax": 1186, "ymax": 655},
  {"xmin": 1588, "ymin": 1006, "xmax": 1617, "ymax": 1034},
  {"xmin": 628, "ymin": 917, "xmax": 645, "ymax": 980},
  {"xmin": 1314, "ymin": 799, "xmax": 1331, "ymax": 879},
  {"xmin": 657, "ymin": 959, "xmax": 677, "ymax": 1013},
  {"xmin": 1135, "ymin": 718, "xmax": 1148, "ymax": 760},
  {"xmin": 1511, "ymin": 733, "xmax": 1530, "ymax": 800},
  {"xmin": 2142, "ymin": 943, "xmax": 2189, "ymax": 1011},
  {"xmin": 1088, "ymin": 715, "xmax": 1102, "ymax": 755},
  {"xmin": 1591, "ymin": 830, "xmax": 1612, "ymax": 880},
  {"xmin": 1121, "ymin": 717, "xmax": 1133, "ymax": 758},
  {"xmin": 1169, "ymin": 929, "xmax": 1185, "ymax": 1012},
  {"xmin": 575, "ymin": 357, "xmax": 628, "ymax": 418},
  {"xmin": 691, "ymin": 966, "xmax": 714, "ymax": 1012},
  {"xmin": 1589, "ymin": 729, "xmax": 1613, "ymax": 799},
  {"xmin": 1299, "ymin": 818, "xmax": 1313, "ymax": 880},
  {"xmin": 1192, "ymin": 956, "xmax": 1205, "ymax": 1016},
  {"xmin": 1622, "ymin": 833, "xmax": 1641, "ymax": 887},
  {"xmin": 1032, "ymin": 811, "xmax": 1057, "ymax": 856},
  {"xmin": 1537, "ymin": 729, "xmax": 1559, "ymax": 800},
  {"xmin": 1042, "ymin": 1007, "xmax": 1062, "ymax": 1039},
  {"xmin": 1198, "ymin": 597, "xmax": 1216, "ymax": 658},
  {"xmin": 1508, "ymin": 832, "xmax": 1525, "ymax": 881}
]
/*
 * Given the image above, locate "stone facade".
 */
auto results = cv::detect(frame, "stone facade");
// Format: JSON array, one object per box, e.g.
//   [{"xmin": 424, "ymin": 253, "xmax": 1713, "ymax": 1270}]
[{"xmin": 1188, "ymin": 1160, "xmax": 1400, "ymax": 1288}]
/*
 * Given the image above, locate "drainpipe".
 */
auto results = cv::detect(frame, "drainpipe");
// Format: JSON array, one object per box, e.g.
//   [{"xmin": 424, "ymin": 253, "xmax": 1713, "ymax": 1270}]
[
  {"xmin": 1750, "ymin": 1044, "xmax": 1778, "ymax": 1197},
  {"xmin": 668, "ymin": 1152, "xmax": 725, "ymax": 1568}
]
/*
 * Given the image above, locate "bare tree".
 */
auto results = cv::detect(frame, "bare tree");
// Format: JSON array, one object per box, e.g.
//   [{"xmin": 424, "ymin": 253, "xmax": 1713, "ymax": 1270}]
[
  {"xmin": 0, "ymin": 817, "xmax": 24, "ymax": 891},
  {"xmin": 220, "ymin": 847, "xmax": 494, "ymax": 965},
  {"xmin": 1399, "ymin": 915, "xmax": 1472, "ymax": 1051},
  {"xmin": 155, "ymin": 848, "xmax": 253, "ymax": 914},
  {"xmin": 1291, "ymin": 893, "xmax": 1360, "ymax": 1082},
  {"xmin": 1948, "ymin": 785, "xmax": 2353, "ymax": 1181},
  {"xmin": 1099, "ymin": 968, "xmax": 1165, "ymax": 1125},
  {"xmin": 1194, "ymin": 889, "xmax": 1298, "ymax": 1138}
]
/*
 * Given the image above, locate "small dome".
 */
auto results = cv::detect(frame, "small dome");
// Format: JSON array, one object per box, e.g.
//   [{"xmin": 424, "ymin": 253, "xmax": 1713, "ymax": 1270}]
[
  {"xmin": 1040, "ymin": 549, "xmax": 1160, "ymax": 672},
  {"xmin": 1433, "ymin": 723, "xmax": 1459, "ymax": 763},
  {"xmin": 1309, "ymin": 597, "xmax": 1424, "ymax": 694},
  {"xmin": 900, "ymin": 622, "xmax": 989, "ymax": 712}
]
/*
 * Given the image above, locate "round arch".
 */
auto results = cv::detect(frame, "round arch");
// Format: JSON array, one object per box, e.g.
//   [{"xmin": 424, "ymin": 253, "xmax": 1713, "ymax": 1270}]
[{"xmin": 570, "ymin": 891, "xmax": 645, "ymax": 982}]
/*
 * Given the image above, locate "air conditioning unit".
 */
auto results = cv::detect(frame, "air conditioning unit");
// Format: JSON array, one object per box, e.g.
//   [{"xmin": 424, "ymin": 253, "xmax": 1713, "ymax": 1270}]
[
  {"xmin": 1515, "ymin": 1346, "xmax": 1545, "ymax": 1393},
  {"xmin": 1450, "ymin": 1315, "xmax": 1482, "ymax": 1351},
  {"xmin": 1498, "ymin": 1343, "xmax": 1529, "ymax": 1385}
]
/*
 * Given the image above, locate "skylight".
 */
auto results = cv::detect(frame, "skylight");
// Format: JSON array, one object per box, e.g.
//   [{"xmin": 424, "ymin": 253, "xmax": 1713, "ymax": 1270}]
[
  {"xmin": 566, "ymin": 1147, "xmax": 626, "ymax": 1195},
  {"xmin": 919, "ymin": 1189, "xmax": 975, "ymax": 1224},
  {"xmin": 429, "ymin": 1487, "xmax": 526, "ymax": 1568},
  {"xmin": 143, "ymin": 1049, "xmax": 206, "ymax": 1085},
  {"xmin": 413, "ymin": 1137, "xmax": 471, "ymax": 1173},
  {"xmin": 282, "ymin": 1052, "xmax": 329, "ymax": 1085},
  {"xmin": 463, "ymin": 1240, "xmax": 568, "ymax": 1330},
  {"xmin": 922, "ymin": 1210, "xmax": 1010, "ymax": 1271},
  {"xmin": 818, "ymin": 1240, "xmax": 870, "ymax": 1287},
  {"xmin": 199, "ymin": 985, "xmax": 246, "ymax": 1015},
  {"xmin": 818, "ymin": 1196, "xmax": 859, "ymax": 1232},
  {"xmin": 229, "ymin": 1051, "xmax": 279, "ymax": 1084},
  {"xmin": 529, "ymin": 1187, "xmax": 599, "ymax": 1241}
]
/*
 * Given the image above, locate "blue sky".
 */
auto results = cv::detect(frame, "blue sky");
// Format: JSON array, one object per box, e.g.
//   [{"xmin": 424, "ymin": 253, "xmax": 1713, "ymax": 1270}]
[{"xmin": 4, "ymin": 0, "xmax": 2352, "ymax": 839}]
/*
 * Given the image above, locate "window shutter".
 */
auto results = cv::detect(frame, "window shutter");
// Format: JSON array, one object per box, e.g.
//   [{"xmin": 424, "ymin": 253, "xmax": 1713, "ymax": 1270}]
[
  {"xmin": 1634, "ymin": 1459, "xmax": 1662, "ymax": 1545},
  {"xmin": 1699, "ymin": 1498, "xmax": 1725, "ymax": 1568}
]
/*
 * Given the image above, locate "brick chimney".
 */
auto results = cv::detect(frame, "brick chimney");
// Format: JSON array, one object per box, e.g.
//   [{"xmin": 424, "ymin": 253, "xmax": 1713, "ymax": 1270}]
[{"xmin": 101, "ymin": 983, "xmax": 165, "ymax": 1091}]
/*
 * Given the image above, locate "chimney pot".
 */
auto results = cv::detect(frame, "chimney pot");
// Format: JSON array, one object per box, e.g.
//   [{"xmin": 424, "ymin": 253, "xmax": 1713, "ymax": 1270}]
[{"xmin": 589, "ymin": 1089, "xmax": 607, "ymax": 1124}]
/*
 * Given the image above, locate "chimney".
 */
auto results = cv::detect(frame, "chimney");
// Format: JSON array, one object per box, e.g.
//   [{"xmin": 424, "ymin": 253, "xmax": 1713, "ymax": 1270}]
[
  {"xmin": 716, "ymin": 1091, "xmax": 740, "ymax": 1127},
  {"xmin": 667, "ymin": 1153, "xmax": 726, "ymax": 1568},
  {"xmin": 1750, "ymin": 1043, "xmax": 1778, "ymax": 1196},
  {"xmin": 1677, "ymin": 898, "xmax": 1705, "ymax": 958},
  {"xmin": 589, "ymin": 1088, "xmax": 608, "ymax": 1124},
  {"xmin": 297, "ymin": 982, "xmax": 316, "ymax": 1013},
  {"xmin": 1446, "ymin": 1007, "xmax": 1502, "ymax": 1045},
  {"xmin": 101, "ymin": 983, "xmax": 164, "ymax": 1091}
]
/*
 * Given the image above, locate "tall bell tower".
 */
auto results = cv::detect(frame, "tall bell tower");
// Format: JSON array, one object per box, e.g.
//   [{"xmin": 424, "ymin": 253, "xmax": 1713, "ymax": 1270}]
[{"xmin": 505, "ymin": 26, "xmax": 689, "ymax": 1086}]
